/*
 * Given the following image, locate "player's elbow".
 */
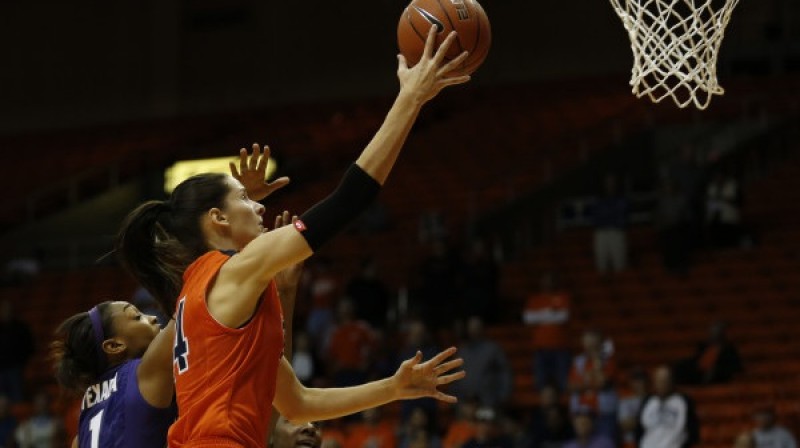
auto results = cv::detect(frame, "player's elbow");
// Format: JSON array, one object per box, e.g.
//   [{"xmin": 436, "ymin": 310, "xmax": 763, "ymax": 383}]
[
  {"xmin": 278, "ymin": 405, "xmax": 302, "ymax": 423},
  {"xmin": 277, "ymin": 389, "xmax": 315, "ymax": 423},
  {"xmin": 274, "ymin": 393, "xmax": 305, "ymax": 422}
]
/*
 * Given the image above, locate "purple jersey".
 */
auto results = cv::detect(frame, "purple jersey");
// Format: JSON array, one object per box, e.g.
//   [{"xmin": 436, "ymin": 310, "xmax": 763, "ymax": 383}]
[{"xmin": 77, "ymin": 359, "xmax": 176, "ymax": 448}]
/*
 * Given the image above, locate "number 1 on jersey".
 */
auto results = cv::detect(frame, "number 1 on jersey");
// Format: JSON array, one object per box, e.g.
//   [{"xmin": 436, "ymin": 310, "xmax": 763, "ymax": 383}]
[
  {"xmin": 174, "ymin": 298, "xmax": 190, "ymax": 373},
  {"xmin": 88, "ymin": 410, "xmax": 103, "ymax": 448}
]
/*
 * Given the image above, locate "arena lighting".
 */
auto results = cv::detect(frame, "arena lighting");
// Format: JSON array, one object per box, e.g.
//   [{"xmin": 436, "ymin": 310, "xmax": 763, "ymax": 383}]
[{"xmin": 164, "ymin": 155, "xmax": 277, "ymax": 193}]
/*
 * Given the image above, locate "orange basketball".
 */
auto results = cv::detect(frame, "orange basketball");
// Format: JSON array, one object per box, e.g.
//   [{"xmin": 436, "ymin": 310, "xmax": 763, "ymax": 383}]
[{"xmin": 397, "ymin": 0, "xmax": 491, "ymax": 76}]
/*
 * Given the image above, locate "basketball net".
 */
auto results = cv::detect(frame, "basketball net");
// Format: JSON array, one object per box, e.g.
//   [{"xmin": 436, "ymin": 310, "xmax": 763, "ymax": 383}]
[{"xmin": 609, "ymin": 0, "xmax": 740, "ymax": 110}]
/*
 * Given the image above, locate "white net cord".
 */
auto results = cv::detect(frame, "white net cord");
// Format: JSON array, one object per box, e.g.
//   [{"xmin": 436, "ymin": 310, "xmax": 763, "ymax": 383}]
[{"xmin": 609, "ymin": 0, "xmax": 741, "ymax": 110}]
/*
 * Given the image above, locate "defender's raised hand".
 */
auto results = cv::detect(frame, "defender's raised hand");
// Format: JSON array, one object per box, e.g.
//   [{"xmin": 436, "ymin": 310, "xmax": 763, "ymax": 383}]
[{"xmin": 230, "ymin": 143, "xmax": 290, "ymax": 202}]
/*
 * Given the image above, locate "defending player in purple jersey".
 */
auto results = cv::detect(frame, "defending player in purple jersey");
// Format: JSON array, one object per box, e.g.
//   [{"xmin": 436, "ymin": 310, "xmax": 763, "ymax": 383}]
[{"xmin": 51, "ymin": 301, "xmax": 176, "ymax": 447}]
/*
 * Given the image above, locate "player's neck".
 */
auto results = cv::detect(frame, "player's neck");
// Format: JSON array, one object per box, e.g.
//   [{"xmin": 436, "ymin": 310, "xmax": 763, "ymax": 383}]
[{"xmin": 205, "ymin": 235, "xmax": 238, "ymax": 253}]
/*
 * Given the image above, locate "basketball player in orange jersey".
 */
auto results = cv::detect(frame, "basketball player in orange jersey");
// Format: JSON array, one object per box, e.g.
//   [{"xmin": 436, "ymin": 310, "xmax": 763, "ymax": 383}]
[{"xmin": 116, "ymin": 26, "xmax": 471, "ymax": 448}]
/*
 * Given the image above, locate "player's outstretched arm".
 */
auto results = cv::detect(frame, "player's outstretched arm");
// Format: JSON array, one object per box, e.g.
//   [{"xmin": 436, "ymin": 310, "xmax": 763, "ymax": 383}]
[
  {"xmin": 273, "ymin": 347, "xmax": 465, "ymax": 423},
  {"xmin": 356, "ymin": 25, "xmax": 470, "ymax": 185},
  {"xmin": 136, "ymin": 320, "xmax": 176, "ymax": 408},
  {"xmin": 213, "ymin": 29, "xmax": 469, "ymax": 328}
]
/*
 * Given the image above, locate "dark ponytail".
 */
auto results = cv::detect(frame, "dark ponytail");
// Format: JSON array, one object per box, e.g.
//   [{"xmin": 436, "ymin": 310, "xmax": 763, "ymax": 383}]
[
  {"xmin": 116, "ymin": 173, "xmax": 230, "ymax": 314},
  {"xmin": 50, "ymin": 302, "xmax": 114, "ymax": 395}
]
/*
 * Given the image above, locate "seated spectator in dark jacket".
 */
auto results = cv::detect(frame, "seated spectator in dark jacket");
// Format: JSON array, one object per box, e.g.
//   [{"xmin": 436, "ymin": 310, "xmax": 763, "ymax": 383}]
[
  {"xmin": 530, "ymin": 385, "xmax": 574, "ymax": 448},
  {"xmin": 563, "ymin": 408, "xmax": 615, "ymax": 448},
  {"xmin": 674, "ymin": 321, "xmax": 743, "ymax": 385},
  {"xmin": 462, "ymin": 408, "xmax": 512, "ymax": 448}
]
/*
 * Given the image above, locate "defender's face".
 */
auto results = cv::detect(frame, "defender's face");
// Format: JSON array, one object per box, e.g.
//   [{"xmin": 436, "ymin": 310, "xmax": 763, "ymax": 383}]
[
  {"xmin": 273, "ymin": 416, "xmax": 322, "ymax": 448},
  {"xmin": 108, "ymin": 301, "xmax": 161, "ymax": 358}
]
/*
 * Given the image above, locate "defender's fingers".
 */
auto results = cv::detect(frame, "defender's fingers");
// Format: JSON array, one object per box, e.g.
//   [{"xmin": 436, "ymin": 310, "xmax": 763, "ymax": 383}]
[
  {"xmin": 249, "ymin": 143, "xmax": 261, "ymax": 170},
  {"xmin": 229, "ymin": 161, "xmax": 240, "ymax": 178},
  {"xmin": 239, "ymin": 148, "xmax": 248, "ymax": 174}
]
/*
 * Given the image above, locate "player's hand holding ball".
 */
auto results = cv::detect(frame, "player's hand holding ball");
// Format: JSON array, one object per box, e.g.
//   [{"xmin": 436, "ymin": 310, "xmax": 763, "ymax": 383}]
[{"xmin": 397, "ymin": 26, "xmax": 471, "ymax": 106}]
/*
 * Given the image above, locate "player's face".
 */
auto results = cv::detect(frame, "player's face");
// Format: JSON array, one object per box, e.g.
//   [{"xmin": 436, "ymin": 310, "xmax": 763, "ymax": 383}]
[
  {"xmin": 273, "ymin": 416, "xmax": 321, "ymax": 448},
  {"xmin": 221, "ymin": 176, "xmax": 266, "ymax": 249},
  {"xmin": 108, "ymin": 301, "xmax": 161, "ymax": 359}
]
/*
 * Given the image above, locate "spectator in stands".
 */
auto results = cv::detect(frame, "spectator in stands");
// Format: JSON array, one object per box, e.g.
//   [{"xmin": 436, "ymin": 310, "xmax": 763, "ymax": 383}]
[
  {"xmin": 398, "ymin": 407, "xmax": 442, "ymax": 448},
  {"xmin": 523, "ymin": 272, "xmax": 571, "ymax": 391},
  {"xmin": 346, "ymin": 257, "xmax": 391, "ymax": 328},
  {"xmin": 617, "ymin": 369, "xmax": 648, "ymax": 448},
  {"xmin": 319, "ymin": 419, "xmax": 347, "ymax": 448},
  {"xmin": 531, "ymin": 384, "xmax": 572, "ymax": 441},
  {"xmin": 498, "ymin": 411, "xmax": 533, "ymax": 448},
  {"xmin": 14, "ymin": 391, "xmax": 63, "ymax": 448},
  {"xmin": 292, "ymin": 331, "xmax": 317, "ymax": 385},
  {"xmin": 637, "ymin": 366, "xmax": 700, "ymax": 448},
  {"xmin": 752, "ymin": 405, "xmax": 798, "ymax": 448},
  {"xmin": 444, "ymin": 400, "xmax": 479, "ymax": 448},
  {"xmin": 706, "ymin": 170, "xmax": 743, "ymax": 248},
  {"xmin": 418, "ymin": 210, "xmax": 447, "ymax": 244},
  {"xmin": 563, "ymin": 408, "xmax": 615, "ymax": 448},
  {"xmin": 655, "ymin": 180, "xmax": 693, "ymax": 275},
  {"xmin": 531, "ymin": 402, "xmax": 574, "ymax": 448},
  {"xmin": 462, "ymin": 407, "xmax": 512, "ymax": 448},
  {"xmin": 667, "ymin": 143, "xmax": 706, "ymax": 246},
  {"xmin": 674, "ymin": 320, "xmax": 743, "ymax": 385},
  {"xmin": 304, "ymin": 257, "xmax": 341, "ymax": 353},
  {"xmin": 452, "ymin": 316, "xmax": 513, "ymax": 408},
  {"xmin": 272, "ymin": 416, "xmax": 322, "ymax": 448},
  {"xmin": 0, "ymin": 395, "xmax": 17, "ymax": 448},
  {"xmin": 2, "ymin": 248, "xmax": 42, "ymax": 286},
  {"xmin": 0, "ymin": 300, "xmax": 34, "ymax": 402},
  {"xmin": 458, "ymin": 238, "xmax": 499, "ymax": 322},
  {"xmin": 325, "ymin": 300, "xmax": 377, "ymax": 387},
  {"xmin": 734, "ymin": 432, "xmax": 756, "ymax": 448},
  {"xmin": 415, "ymin": 239, "xmax": 459, "ymax": 328},
  {"xmin": 346, "ymin": 408, "xmax": 397, "ymax": 448},
  {"xmin": 568, "ymin": 330, "xmax": 618, "ymax": 439},
  {"xmin": 592, "ymin": 174, "xmax": 628, "ymax": 274}
]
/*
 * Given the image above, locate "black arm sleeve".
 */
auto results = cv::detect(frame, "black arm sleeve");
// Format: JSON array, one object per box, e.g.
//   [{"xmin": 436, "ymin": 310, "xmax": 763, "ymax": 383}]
[{"xmin": 297, "ymin": 164, "xmax": 381, "ymax": 251}]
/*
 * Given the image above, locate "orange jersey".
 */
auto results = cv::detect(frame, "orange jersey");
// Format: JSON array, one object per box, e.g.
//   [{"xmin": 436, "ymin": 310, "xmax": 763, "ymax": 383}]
[
  {"xmin": 168, "ymin": 251, "xmax": 285, "ymax": 448},
  {"xmin": 523, "ymin": 293, "xmax": 570, "ymax": 349}
]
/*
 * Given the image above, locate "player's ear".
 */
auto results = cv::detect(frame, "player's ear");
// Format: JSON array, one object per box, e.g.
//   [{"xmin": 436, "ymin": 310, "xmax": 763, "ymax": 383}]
[
  {"xmin": 208, "ymin": 208, "xmax": 229, "ymax": 227},
  {"xmin": 102, "ymin": 338, "xmax": 127, "ymax": 357}
]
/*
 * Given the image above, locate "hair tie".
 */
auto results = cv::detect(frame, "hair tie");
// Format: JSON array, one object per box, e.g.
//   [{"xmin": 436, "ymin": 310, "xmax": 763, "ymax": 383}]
[{"xmin": 88, "ymin": 306, "xmax": 108, "ymax": 373}]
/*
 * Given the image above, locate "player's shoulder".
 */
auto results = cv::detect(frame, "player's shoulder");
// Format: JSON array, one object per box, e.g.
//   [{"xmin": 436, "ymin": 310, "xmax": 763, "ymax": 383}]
[{"xmin": 184, "ymin": 251, "xmax": 231, "ymax": 281}]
